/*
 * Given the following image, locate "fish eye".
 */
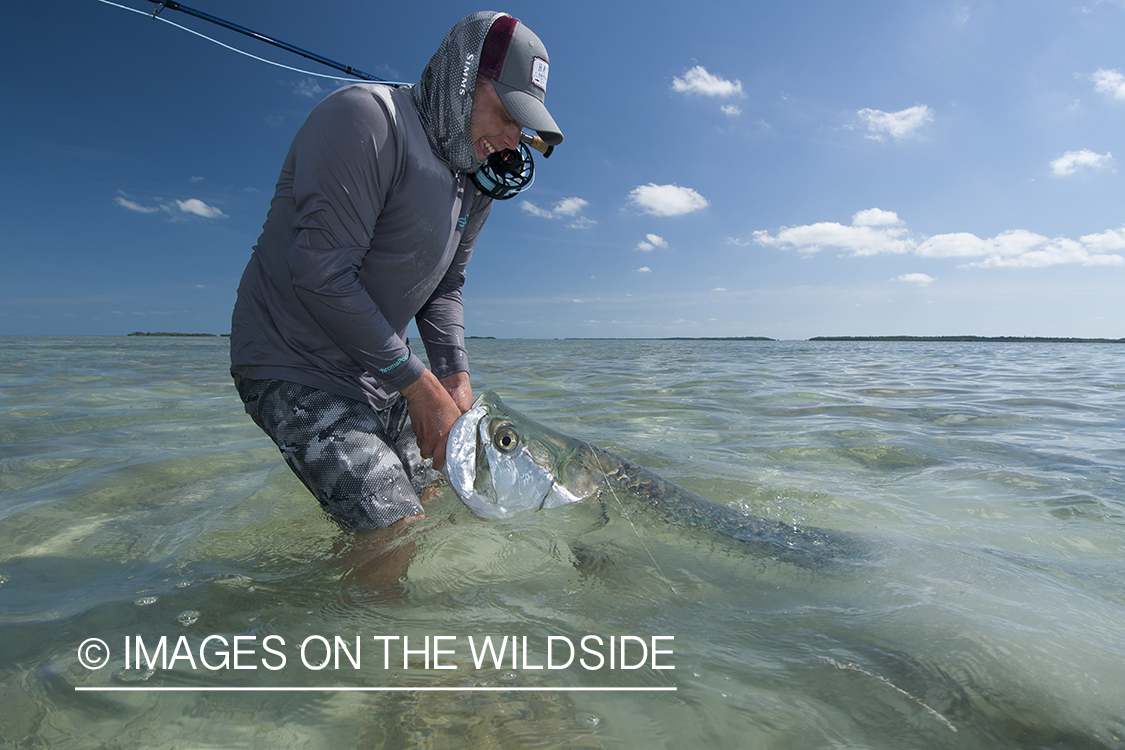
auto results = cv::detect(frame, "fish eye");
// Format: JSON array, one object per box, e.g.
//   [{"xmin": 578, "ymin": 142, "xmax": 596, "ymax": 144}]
[{"xmin": 491, "ymin": 423, "xmax": 520, "ymax": 453}]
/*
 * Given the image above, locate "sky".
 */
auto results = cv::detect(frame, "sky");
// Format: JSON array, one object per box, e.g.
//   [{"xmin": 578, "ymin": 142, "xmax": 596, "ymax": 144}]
[{"xmin": 3, "ymin": 0, "xmax": 1124, "ymax": 340}]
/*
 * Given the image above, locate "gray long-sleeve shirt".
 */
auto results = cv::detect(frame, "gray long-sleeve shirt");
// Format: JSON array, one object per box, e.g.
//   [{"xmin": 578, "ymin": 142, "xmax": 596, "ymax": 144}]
[{"xmin": 230, "ymin": 83, "xmax": 493, "ymax": 408}]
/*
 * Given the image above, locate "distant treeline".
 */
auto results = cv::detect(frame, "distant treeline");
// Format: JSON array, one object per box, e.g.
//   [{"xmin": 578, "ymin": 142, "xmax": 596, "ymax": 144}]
[
  {"xmin": 127, "ymin": 332, "xmax": 225, "ymax": 337},
  {"xmin": 129, "ymin": 332, "xmax": 1121, "ymax": 343},
  {"xmin": 559, "ymin": 336, "xmax": 776, "ymax": 341},
  {"xmin": 661, "ymin": 336, "xmax": 774, "ymax": 341},
  {"xmin": 809, "ymin": 336, "xmax": 1124, "ymax": 343}
]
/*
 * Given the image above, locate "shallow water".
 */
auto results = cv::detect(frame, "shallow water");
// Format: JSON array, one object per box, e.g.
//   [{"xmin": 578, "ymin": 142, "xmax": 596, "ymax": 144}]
[{"xmin": 1, "ymin": 336, "xmax": 1123, "ymax": 748}]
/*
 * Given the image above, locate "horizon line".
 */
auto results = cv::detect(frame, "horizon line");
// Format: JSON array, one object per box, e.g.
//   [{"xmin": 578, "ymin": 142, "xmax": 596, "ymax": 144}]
[{"xmin": 2, "ymin": 333, "xmax": 1121, "ymax": 343}]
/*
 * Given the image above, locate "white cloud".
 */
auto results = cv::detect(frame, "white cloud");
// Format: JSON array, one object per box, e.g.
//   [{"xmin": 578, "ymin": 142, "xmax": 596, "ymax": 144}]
[
  {"xmin": 752, "ymin": 209, "xmax": 912, "ymax": 256},
  {"xmin": 115, "ymin": 195, "xmax": 225, "ymax": 218},
  {"xmin": 635, "ymin": 267, "xmax": 653, "ymax": 273},
  {"xmin": 521, "ymin": 202, "xmax": 554, "ymax": 218},
  {"xmin": 520, "ymin": 197, "xmax": 593, "ymax": 227},
  {"xmin": 114, "ymin": 196, "xmax": 160, "ymax": 214},
  {"xmin": 1081, "ymin": 227, "xmax": 1125, "ymax": 252},
  {"xmin": 968, "ymin": 237, "xmax": 1123, "ymax": 268},
  {"xmin": 175, "ymin": 198, "xmax": 227, "ymax": 219},
  {"xmin": 295, "ymin": 78, "xmax": 331, "ymax": 99},
  {"xmin": 1049, "ymin": 149, "xmax": 1114, "ymax": 176},
  {"xmin": 857, "ymin": 105, "xmax": 934, "ymax": 141},
  {"xmin": 752, "ymin": 209, "xmax": 1125, "ymax": 268},
  {"xmin": 913, "ymin": 232, "xmax": 992, "ymax": 258},
  {"xmin": 916, "ymin": 230, "xmax": 1046, "ymax": 259},
  {"xmin": 552, "ymin": 197, "xmax": 589, "ymax": 216},
  {"xmin": 894, "ymin": 273, "xmax": 935, "ymax": 286},
  {"xmin": 636, "ymin": 233, "xmax": 668, "ymax": 251},
  {"xmin": 721, "ymin": 104, "xmax": 742, "ymax": 117},
  {"xmin": 628, "ymin": 184, "xmax": 709, "ymax": 217},
  {"xmin": 853, "ymin": 208, "xmax": 903, "ymax": 227},
  {"xmin": 672, "ymin": 66, "xmax": 743, "ymax": 98},
  {"xmin": 1091, "ymin": 68, "xmax": 1125, "ymax": 100},
  {"xmin": 567, "ymin": 216, "xmax": 597, "ymax": 229}
]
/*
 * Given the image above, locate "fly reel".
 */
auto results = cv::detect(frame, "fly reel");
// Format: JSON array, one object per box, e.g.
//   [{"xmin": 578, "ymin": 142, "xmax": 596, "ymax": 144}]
[
  {"xmin": 470, "ymin": 133, "xmax": 554, "ymax": 200},
  {"xmin": 471, "ymin": 142, "xmax": 534, "ymax": 200}
]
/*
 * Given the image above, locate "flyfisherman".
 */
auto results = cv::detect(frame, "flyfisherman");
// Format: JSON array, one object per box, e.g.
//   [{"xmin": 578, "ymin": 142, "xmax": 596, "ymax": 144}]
[{"xmin": 229, "ymin": 12, "xmax": 563, "ymax": 531}]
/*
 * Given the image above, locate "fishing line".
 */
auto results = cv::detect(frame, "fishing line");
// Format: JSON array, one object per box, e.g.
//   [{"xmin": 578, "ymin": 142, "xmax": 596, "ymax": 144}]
[
  {"xmin": 587, "ymin": 444, "xmax": 677, "ymax": 594},
  {"xmin": 92, "ymin": 0, "xmax": 551, "ymax": 199},
  {"xmin": 91, "ymin": 0, "xmax": 406, "ymax": 84},
  {"xmin": 818, "ymin": 656, "xmax": 958, "ymax": 733}
]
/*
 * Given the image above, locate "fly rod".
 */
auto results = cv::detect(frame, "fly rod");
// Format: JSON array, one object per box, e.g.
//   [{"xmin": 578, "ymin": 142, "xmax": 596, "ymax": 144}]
[
  {"xmin": 146, "ymin": 0, "xmax": 385, "ymax": 82},
  {"xmin": 141, "ymin": 0, "xmax": 553, "ymax": 157}
]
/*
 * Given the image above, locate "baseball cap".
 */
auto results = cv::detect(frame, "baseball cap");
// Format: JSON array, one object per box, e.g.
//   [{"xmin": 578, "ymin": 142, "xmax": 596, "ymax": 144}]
[{"xmin": 478, "ymin": 15, "xmax": 563, "ymax": 146}]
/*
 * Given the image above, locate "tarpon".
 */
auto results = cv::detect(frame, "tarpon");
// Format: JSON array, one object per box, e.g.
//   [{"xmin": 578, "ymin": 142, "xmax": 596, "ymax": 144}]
[
  {"xmin": 442, "ymin": 393, "xmax": 1125, "ymax": 744},
  {"xmin": 444, "ymin": 391, "xmax": 862, "ymax": 565}
]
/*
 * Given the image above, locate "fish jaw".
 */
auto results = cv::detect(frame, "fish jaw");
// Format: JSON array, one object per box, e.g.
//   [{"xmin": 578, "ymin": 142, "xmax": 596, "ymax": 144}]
[
  {"xmin": 443, "ymin": 391, "xmax": 594, "ymax": 519},
  {"xmin": 443, "ymin": 398, "xmax": 487, "ymax": 509}
]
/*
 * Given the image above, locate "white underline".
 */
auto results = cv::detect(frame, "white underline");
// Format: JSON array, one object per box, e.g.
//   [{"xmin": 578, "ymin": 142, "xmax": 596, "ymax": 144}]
[{"xmin": 76, "ymin": 686, "xmax": 676, "ymax": 692}]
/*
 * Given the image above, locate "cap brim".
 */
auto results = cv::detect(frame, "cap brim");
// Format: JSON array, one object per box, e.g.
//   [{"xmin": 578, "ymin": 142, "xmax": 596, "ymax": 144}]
[{"xmin": 492, "ymin": 80, "xmax": 564, "ymax": 146}]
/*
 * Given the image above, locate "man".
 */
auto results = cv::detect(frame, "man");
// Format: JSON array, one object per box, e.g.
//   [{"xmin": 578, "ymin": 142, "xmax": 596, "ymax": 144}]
[{"xmin": 229, "ymin": 12, "xmax": 562, "ymax": 532}]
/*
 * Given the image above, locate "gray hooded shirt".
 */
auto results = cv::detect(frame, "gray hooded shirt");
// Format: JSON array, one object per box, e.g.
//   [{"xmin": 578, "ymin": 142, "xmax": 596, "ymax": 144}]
[{"xmin": 230, "ymin": 13, "xmax": 505, "ymax": 408}]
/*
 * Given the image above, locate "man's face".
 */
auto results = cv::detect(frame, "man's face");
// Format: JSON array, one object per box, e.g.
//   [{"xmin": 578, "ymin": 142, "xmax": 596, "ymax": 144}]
[{"xmin": 469, "ymin": 78, "xmax": 524, "ymax": 163}]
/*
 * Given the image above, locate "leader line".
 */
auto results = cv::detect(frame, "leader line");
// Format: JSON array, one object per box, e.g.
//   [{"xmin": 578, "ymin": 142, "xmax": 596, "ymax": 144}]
[{"xmin": 75, "ymin": 686, "xmax": 677, "ymax": 692}]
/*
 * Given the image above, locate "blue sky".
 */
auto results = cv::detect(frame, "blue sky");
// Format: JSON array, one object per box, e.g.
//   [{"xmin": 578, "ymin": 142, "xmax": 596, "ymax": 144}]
[{"xmin": 3, "ymin": 0, "xmax": 1123, "ymax": 339}]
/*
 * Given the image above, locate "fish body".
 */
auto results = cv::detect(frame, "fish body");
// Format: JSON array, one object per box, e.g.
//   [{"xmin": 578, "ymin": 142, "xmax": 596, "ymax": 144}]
[
  {"xmin": 442, "ymin": 393, "xmax": 1125, "ymax": 743},
  {"xmin": 444, "ymin": 391, "xmax": 859, "ymax": 564}
]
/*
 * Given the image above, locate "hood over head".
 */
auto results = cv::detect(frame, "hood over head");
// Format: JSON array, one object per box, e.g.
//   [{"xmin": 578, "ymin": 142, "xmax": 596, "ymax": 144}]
[{"xmin": 412, "ymin": 11, "xmax": 562, "ymax": 174}]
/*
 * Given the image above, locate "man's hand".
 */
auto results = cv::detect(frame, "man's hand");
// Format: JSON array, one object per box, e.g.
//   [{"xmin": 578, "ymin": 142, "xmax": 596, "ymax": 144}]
[
  {"xmin": 440, "ymin": 370, "xmax": 473, "ymax": 413},
  {"xmin": 399, "ymin": 370, "xmax": 471, "ymax": 471}
]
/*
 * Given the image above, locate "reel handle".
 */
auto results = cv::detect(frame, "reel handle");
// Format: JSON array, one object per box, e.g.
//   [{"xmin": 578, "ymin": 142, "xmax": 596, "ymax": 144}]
[{"xmin": 521, "ymin": 133, "xmax": 554, "ymax": 158}]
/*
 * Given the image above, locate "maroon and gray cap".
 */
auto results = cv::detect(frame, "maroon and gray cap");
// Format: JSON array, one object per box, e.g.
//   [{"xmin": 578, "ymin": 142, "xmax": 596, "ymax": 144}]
[{"xmin": 478, "ymin": 15, "xmax": 563, "ymax": 146}]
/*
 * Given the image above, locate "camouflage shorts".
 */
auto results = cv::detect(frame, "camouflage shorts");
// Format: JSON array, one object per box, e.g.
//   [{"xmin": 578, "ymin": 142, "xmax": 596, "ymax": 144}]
[{"xmin": 234, "ymin": 377, "xmax": 437, "ymax": 531}]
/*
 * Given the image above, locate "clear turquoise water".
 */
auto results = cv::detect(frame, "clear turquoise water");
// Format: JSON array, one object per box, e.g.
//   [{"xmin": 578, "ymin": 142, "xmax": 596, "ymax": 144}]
[{"xmin": 1, "ymin": 336, "xmax": 1123, "ymax": 748}]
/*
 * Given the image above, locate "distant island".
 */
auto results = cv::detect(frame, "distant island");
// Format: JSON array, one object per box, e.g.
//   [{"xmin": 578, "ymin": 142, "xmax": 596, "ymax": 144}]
[
  {"xmin": 662, "ymin": 336, "xmax": 774, "ymax": 341},
  {"xmin": 130, "ymin": 331, "xmax": 1117, "ymax": 343},
  {"xmin": 462, "ymin": 335, "xmax": 1122, "ymax": 343},
  {"xmin": 809, "ymin": 336, "xmax": 1124, "ymax": 343},
  {"xmin": 561, "ymin": 336, "xmax": 776, "ymax": 341},
  {"xmin": 127, "ymin": 332, "xmax": 223, "ymax": 337}
]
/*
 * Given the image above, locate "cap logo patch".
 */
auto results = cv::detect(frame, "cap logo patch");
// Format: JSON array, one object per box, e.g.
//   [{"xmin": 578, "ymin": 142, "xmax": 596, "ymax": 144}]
[{"xmin": 531, "ymin": 57, "xmax": 549, "ymax": 92}]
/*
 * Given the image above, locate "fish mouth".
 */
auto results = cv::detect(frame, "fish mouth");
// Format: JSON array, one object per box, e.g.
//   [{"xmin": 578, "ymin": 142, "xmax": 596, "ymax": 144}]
[{"xmin": 444, "ymin": 398, "xmax": 487, "ymax": 503}]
